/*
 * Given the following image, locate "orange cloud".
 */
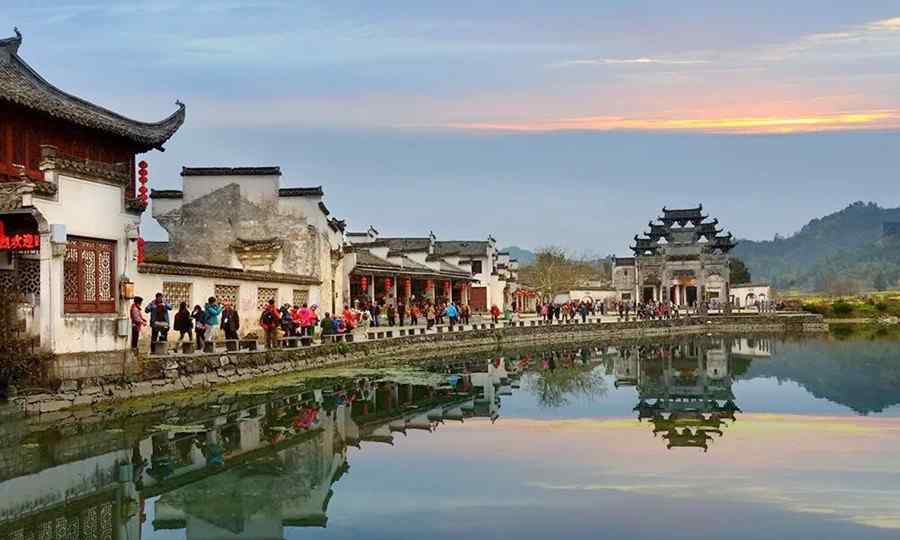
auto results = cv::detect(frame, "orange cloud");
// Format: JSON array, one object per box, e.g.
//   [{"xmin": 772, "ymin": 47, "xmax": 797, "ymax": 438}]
[{"xmin": 446, "ymin": 109, "xmax": 900, "ymax": 134}]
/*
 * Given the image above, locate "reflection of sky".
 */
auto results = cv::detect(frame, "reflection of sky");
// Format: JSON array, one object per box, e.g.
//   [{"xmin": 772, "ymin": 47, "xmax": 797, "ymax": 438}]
[
  {"xmin": 137, "ymin": 338, "xmax": 900, "ymax": 539},
  {"xmin": 277, "ymin": 415, "xmax": 900, "ymax": 539}
]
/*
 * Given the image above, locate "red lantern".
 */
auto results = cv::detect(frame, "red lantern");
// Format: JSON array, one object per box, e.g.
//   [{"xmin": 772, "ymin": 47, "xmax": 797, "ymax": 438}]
[
  {"xmin": 426, "ymin": 280, "xmax": 433, "ymax": 290},
  {"xmin": 384, "ymin": 277, "xmax": 393, "ymax": 291},
  {"xmin": 360, "ymin": 276, "xmax": 368, "ymax": 291},
  {"xmin": 137, "ymin": 160, "xmax": 149, "ymax": 203}
]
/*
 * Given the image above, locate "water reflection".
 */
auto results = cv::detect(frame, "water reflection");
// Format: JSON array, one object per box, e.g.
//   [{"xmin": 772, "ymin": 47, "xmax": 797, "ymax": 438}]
[
  {"xmin": 614, "ymin": 340, "xmax": 748, "ymax": 451},
  {"xmin": 0, "ymin": 362, "xmax": 517, "ymax": 540},
  {"xmin": 2, "ymin": 335, "xmax": 900, "ymax": 539}
]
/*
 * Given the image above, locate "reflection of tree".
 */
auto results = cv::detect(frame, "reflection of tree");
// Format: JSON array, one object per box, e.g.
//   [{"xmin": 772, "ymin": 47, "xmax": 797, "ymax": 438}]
[{"xmin": 526, "ymin": 366, "xmax": 608, "ymax": 408}]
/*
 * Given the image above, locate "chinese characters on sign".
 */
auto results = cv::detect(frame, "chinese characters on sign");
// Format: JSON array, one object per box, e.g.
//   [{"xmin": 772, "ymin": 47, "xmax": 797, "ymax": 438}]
[{"xmin": 0, "ymin": 222, "xmax": 40, "ymax": 252}]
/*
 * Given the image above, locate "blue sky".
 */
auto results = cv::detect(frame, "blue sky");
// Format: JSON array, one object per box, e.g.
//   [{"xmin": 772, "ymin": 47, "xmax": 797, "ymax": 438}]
[{"xmin": 5, "ymin": 1, "xmax": 900, "ymax": 254}]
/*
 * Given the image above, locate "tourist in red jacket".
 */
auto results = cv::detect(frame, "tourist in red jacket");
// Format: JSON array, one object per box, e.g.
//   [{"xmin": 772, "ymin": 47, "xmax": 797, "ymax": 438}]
[{"xmin": 259, "ymin": 299, "xmax": 281, "ymax": 349}]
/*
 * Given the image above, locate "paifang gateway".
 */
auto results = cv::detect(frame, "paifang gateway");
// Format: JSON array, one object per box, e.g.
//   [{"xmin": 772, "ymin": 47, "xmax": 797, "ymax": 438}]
[{"xmin": 612, "ymin": 205, "xmax": 737, "ymax": 307}]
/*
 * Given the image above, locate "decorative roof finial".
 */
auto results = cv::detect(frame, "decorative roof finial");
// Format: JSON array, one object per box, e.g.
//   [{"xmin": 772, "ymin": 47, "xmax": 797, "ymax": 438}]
[{"xmin": 1, "ymin": 27, "xmax": 23, "ymax": 55}]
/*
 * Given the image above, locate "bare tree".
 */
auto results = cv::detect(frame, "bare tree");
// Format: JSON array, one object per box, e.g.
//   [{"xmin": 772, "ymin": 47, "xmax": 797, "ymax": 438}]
[{"xmin": 518, "ymin": 246, "xmax": 597, "ymax": 300}]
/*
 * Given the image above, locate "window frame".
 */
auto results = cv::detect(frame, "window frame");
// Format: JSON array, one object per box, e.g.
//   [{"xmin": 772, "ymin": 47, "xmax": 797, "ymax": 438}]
[{"xmin": 64, "ymin": 236, "xmax": 117, "ymax": 314}]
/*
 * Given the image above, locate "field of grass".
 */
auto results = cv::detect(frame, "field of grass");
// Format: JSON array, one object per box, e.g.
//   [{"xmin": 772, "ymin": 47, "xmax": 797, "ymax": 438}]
[{"xmin": 784, "ymin": 290, "xmax": 900, "ymax": 319}]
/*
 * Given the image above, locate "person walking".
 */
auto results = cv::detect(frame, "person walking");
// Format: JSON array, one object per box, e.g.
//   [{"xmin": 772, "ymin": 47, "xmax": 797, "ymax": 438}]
[
  {"xmin": 397, "ymin": 300, "xmax": 406, "ymax": 327},
  {"xmin": 409, "ymin": 303, "xmax": 419, "ymax": 326},
  {"xmin": 490, "ymin": 304, "xmax": 501, "ymax": 324},
  {"xmin": 173, "ymin": 302, "xmax": 193, "ymax": 343},
  {"xmin": 461, "ymin": 303, "xmax": 471, "ymax": 325},
  {"xmin": 145, "ymin": 292, "xmax": 172, "ymax": 345},
  {"xmin": 426, "ymin": 304, "xmax": 436, "ymax": 330},
  {"xmin": 130, "ymin": 297, "xmax": 146, "ymax": 350},
  {"xmin": 260, "ymin": 299, "xmax": 281, "ymax": 349},
  {"xmin": 446, "ymin": 302, "xmax": 459, "ymax": 327},
  {"xmin": 221, "ymin": 302, "xmax": 241, "ymax": 341},
  {"xmin": 203, "ymin": 297, "xmax": 223, "ymax": 343}
]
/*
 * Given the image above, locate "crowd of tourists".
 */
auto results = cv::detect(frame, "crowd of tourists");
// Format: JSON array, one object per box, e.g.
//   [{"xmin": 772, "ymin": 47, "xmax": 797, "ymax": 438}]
[
  {"xmin": 130, "ymin": 288, "xmax": 783, "ymax": 353},
  {"xmin": 130, "ymin": 292, "xmax": 504, "ymax": 352},
  {"xmin": 129, "ymin": 293, "xmax": 239, "ymax": 351}
]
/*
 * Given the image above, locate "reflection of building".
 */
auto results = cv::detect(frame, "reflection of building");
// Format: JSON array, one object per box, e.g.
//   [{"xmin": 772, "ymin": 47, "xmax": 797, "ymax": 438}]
[
  {"xmin": 0, "ymin": 368, "xmax": 511, "ymax": 540},
  {"xmin": 615, "ymin": 340, "xmax": 743, "ymax": 451},
  {"xmin": 612, "ymin": 205, "xmax": 736, "ymax": 306}
]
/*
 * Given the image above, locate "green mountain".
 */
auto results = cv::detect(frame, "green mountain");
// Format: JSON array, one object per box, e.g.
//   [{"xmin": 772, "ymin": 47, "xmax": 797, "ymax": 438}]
[
  {"xmin": 731, "ymin": 201, "xmax": 900, "ymax": 290},
  {"xmin": 502, "ymin": 246, "xmax": 536, "ymax": 266}
]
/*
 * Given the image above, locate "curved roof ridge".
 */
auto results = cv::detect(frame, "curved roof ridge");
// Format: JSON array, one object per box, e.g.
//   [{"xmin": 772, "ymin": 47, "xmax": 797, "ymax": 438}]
[{"xmin": 0, "ymin": 30, "xmax": 185, "ymax": 150}]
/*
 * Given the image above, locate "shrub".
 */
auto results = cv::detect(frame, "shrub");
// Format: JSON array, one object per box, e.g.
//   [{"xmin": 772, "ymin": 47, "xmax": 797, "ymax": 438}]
[
  {"xmin": 832, "ymin": 301, "xmax": 854, "ymax": 316},
  {"xmin": 0, "ymin": 288, "xmax": 54, "ymax": 398},
  {"xmin": 801, "ymin": 303, "xmax": 828, "ymax": 315},
  {"xmin": 876, "ymin": 302, "xmax": 889, "ymax": 312}
]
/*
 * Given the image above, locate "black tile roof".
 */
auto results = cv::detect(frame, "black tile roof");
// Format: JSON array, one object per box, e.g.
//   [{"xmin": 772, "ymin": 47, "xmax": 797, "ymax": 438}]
[
  {"xmin": 279, "ymin": 186, "xmax": 323, "ymax": 197},
  {"xmin": 0, "ymin": 30, "xmax": 185, "ymax": 151},
  {"xmin": 381, "ymin": 237, "xmax": 433, "ymax": 253},
  {"xmin": 149, "ymin": 189, "xmax": 183, "ymax": 199},
  {"xmin": 433, "ymin": 240, "xmax": 490, "ymax": 257},
  {"xmin": 181, "ymin": 166, "xmax": 281, "ymax": 176}
]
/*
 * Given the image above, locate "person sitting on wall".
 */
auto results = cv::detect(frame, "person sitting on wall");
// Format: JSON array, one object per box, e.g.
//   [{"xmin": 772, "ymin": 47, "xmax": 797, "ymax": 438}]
[
  {"xmin": 259, "ymin": 299, "xmax": 281, "ymax": 349},
  {"xmin": 173, "ymin": 302, "xmax": 193, "ymax": 344},
  {"xmin": 145, "ymin": 292, "xmax": 172, "ymax": 345}
]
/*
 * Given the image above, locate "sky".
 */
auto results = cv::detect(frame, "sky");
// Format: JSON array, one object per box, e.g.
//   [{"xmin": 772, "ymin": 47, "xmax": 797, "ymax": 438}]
[{"xmin": 4, "ymin": 1, "xmax": 900, "ymax": 255}]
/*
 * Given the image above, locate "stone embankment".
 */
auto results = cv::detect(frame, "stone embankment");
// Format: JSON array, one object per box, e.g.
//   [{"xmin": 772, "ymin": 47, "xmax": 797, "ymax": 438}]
[{"xmin": 12, "ymin": 313, "xmax": 825, "ymax": 414}]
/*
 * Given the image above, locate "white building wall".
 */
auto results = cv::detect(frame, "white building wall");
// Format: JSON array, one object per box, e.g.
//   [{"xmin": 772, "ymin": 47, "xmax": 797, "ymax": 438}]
[{"xmin": 33, "ymin": 173, "xmax": 140, "ymax": 354}]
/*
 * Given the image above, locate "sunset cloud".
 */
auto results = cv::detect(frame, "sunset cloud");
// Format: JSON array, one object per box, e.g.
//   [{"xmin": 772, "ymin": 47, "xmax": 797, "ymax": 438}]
[{"xmin": 447, "ymin": 110, "xmax": 900, "ymax": 134}]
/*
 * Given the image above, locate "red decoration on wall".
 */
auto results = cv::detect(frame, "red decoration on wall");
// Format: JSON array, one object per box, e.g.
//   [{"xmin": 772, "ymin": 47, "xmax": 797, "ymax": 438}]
[
  {"xmin": 137, "ymin": 237, "xmax": 145, "ymax": 265},
  {"xmin": 137, "ymin": 160, "xmax": 149, "ymax": 203},
  {"xmin": 360, "ymin": 276, "xmax": 368, "ymax": 291},
  {"xmin": 0, "ymin": 222, "xmax": 39, "ymax": 251},
  {"xmin": 425, "ymin": 280, "xmax": 433, "ymax": 290},
  {"xmin": 405, "ymin": 278, "xmax": 412, "ymax": 292}
]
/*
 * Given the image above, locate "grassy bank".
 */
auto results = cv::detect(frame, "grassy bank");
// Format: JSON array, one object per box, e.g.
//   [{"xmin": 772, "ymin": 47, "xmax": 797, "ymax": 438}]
[{"xmin": 791, "ymin": 291, "xmax": 900, "ymax": 319}]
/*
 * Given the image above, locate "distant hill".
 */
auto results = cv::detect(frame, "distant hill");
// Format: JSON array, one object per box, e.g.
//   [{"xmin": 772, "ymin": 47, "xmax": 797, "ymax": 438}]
[
  {"xmin": 502, "ymin": 246, "xmax": 536, "ymax": 266},
  {"xmin": 732, "ymin": 201, "xmax": 900, "ymax": 290}
]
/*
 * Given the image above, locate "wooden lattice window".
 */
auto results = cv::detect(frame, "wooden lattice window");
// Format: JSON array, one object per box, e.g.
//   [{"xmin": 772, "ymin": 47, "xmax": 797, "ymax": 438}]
[
  {"xmin": 214, "ymin": 284, "xmax": 240, "ymax": 307},
  {"xmin": 163, "ymin": 281, "xmax": 192, "ymax": 308},
  {"xmin": 64, "ymin": 237, "xmax": 116, "ymax": 313},
  {"xmin": 292, "ymin": 288, "xmax": 309, "ymax": 306},
  {"xmin": 257, "ymin": 287, "xmax": 278, "ymax": 310}
]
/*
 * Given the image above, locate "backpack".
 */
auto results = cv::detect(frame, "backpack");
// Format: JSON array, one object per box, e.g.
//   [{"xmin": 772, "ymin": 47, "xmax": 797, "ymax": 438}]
[{"xmin": 260, "ymin": 309, "xmax": 275, "ymax": 326}]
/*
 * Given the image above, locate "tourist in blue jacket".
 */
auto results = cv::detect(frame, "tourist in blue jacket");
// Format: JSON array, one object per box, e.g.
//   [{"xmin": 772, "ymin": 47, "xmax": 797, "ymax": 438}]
[{"xmin": 203, "ymin": 297, "xmax": 224, "ymax": 343}]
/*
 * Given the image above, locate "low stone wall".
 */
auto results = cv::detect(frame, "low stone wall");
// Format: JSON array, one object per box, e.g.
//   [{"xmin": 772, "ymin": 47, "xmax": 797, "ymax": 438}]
[{"xmin": 14, "ymin": 313, "xmax": 825, "ymax": 414}]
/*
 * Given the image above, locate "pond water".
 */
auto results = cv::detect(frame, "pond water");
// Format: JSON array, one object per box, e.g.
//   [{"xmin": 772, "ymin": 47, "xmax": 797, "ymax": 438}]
[{"xmin": 2, "ymin": 335, "xmax": 900, "ymax": 540}]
